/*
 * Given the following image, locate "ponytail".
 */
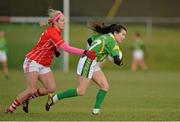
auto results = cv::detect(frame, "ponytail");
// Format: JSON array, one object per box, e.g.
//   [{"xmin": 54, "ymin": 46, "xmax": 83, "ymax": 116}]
[{"xmin": 89, "ymin": 22, "xmax": 127, "ymax": 34}]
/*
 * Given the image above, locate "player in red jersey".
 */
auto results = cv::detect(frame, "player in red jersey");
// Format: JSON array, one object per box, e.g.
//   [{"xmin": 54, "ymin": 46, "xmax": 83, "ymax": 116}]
[{"xmin": 5, "ymin": 9, "xmax": 96, "ymax": 113}]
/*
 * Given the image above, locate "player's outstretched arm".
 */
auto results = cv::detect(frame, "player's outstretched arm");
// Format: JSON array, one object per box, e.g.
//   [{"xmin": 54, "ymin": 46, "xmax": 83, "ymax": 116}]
[{"xmin": 59, "ymin": 42, "xmax": 96, "ymax": 60}]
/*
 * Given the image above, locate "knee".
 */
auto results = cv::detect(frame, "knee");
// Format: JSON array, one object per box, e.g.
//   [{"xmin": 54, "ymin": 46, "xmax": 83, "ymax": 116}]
[
  {"xmin": 99, "ymin": 82, "xmax": 109, "ymax": 91},
  {"xmin": 47, "ymin": 86, "xmax": 56, "ymax": 93},
  {"xmin": 27, "ymin": 88, "xmax": 37, "ymax": 96},
  {"xmin": 77, "ymin": 88, "xmax": 86, "ymax": 96}
]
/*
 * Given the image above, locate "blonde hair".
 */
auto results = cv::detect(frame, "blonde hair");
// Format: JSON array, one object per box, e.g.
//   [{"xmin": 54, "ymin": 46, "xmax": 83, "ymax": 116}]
[{"xmin": 48, "ymin": 9, "xmax": 62, "ymax": 25}]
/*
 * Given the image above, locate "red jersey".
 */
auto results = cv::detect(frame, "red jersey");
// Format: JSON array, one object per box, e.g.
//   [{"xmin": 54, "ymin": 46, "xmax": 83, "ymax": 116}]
[{"xmin": 26, "ymin": 26, "xmax": 64, "ymax": 66}]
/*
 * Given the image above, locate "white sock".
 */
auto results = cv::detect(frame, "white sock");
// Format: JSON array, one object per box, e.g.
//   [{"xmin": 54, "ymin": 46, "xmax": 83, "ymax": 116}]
[
  {"xmin": 92, "ymin": 108, "xmax": 100, "ymax": 114},
  {"xmin": 53, "ymin": 95, "xmax": 58, "ymax": 103}
]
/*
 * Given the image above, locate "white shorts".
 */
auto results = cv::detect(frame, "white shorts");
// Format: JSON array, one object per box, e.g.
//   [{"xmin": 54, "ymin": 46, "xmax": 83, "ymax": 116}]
[
  {"xmin": 133, "ymin": 50, "xmax": 144, "ymax": 60},
  {"xmin": 0, "ymin": 50, "xmax": 7, "ymax": 61},
  {"xmin": 77, "ymin": 56, "xmax": 101, "ymax": 79},
  {"xmin": 23, "ymin": 58, "xmax": 51, "ymax": 74}
]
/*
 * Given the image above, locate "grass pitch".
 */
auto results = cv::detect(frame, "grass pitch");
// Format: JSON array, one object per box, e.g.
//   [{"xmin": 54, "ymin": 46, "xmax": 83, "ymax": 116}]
[
  {"xmin": 0, "ymin": 70, "xmax": 180, "ymax": 121},
  {"xmin": 0, "ymin": 22, "xmax": 180, "ymax": 120}
]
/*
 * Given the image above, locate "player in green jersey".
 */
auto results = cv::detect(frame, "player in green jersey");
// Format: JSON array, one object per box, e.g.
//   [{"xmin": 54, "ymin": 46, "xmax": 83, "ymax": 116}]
[
  {"xmin": 45, "ymin": 23, "xmax": 127, "ymax": 114},
  {"xmin": 0, "ymin": 31, "xmax": 9, "ymax": 79},
  {"xmin": 131, "ymin": 32, "xmax": 147, "ymax": 71}
]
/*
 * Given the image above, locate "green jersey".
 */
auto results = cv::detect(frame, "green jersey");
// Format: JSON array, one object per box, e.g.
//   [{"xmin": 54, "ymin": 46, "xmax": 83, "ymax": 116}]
[
  {"xmin": 88, "ymin": 33, "xmax": 120, "ymax": 62},
  {"xmin": 132, "ymin": 40, "xmax": 145, "ymax": 51},
  {"xmin": 0, "ymin": 37, "xmax": 7, "ymax": 52},
  {"xmin": 90, "ymin": 32, "xmax": 101, "ymax": 42}
]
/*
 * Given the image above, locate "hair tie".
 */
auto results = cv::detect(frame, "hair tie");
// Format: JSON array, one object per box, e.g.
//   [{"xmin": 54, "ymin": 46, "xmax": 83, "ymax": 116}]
[{"xmin": 51, "ymin": 12, "xmax": 64, "ymax": 23}]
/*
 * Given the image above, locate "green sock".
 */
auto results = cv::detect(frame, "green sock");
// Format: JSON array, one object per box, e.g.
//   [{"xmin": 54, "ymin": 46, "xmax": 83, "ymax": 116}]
[
  {"xmin": 94, "ymin": 89, "xmax": 107, "ymax": 109},
  {"xmin": 57, "ymin": 88, "xmax": 78, "ymax": 100}
]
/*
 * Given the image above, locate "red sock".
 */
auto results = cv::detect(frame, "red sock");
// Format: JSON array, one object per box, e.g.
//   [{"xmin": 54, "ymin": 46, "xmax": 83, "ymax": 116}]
[
  {"xmin": 30, "ymin": 89, "xmax": 43, "ymax": 99},
  {"xmin": 7, "ymin": 99, "xmax": 21, "ymax": 113}
]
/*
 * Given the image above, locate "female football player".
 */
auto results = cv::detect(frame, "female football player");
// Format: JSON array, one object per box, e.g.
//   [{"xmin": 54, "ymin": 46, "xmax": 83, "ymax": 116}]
[
  {"xmin": 131, "ymin": 32, "xmax": 147, "ymax": 71},
  {"xmin": 45, "ymin": 23, "xmax": 127, "ymax": 114},
  {"xmin": 0, "ymin": 31, "xmax": 9, "ymax": 79},
  {"xmin": 5, "ymin": 9, "xmax": 96, "ymax": 113}
]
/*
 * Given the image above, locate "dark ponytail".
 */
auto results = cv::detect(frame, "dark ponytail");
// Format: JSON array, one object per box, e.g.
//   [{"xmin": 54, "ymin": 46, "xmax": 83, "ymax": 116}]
[
  {"xmin": 89, "ymin": 22, "xmax": 109, "ymax": 34},
  {"xmin": 90, "ymin": 22, "xmax": 127, "ymax": 34}
]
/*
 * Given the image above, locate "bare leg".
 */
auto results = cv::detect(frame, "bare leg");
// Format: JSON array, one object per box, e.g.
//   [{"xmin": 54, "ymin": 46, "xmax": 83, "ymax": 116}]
[
  {"xmin": 6, "ymin": 72, "xmax": 38, "ymax": 113},
  {"xmin": 92, "ymin": 70, "xmax": 109, "ymax": 91},
  {"xmin": 1, "ymin": 61, "xmax": 9, "ymax": 78},
  {"xmin": 131, "ymin": 59, "xmax": 138, "ymax": 71},
  {"xmin": 77, "ymin": 76, "xmax": 91, "ymax": 96},
  {"xmin": 91, "ymin": 70, "xmax": 109, "ymax": 114},
  {"xmin": 38, "ymin": 71, "xmax": 56, "ymax": 95},
  {"xmin": 139, "ymin": 60, "xmax": 147, "ymax": 71},
  {"xmin": 22, "ymin": 71, "xmax": 56, "ymax": 113}
]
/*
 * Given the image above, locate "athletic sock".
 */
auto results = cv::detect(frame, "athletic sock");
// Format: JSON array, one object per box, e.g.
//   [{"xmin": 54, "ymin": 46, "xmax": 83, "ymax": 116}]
[
  {"xmin": 94, "ymin": 89, "xmax": 107, "ymax": 109},
  {"xmin": 56, "ymin": 88, "xmax": 78, "ymax": 100},
  {"xmin": 53, "ymin": 94, "xmax": 58, "ymax": 103},
  {"xmin": 7, "ymin": 98, "xmax": 21, "ymax": 113},
  {"xmin": 30, "ymin": 88, "xmax": 43, "ymax": 99}
]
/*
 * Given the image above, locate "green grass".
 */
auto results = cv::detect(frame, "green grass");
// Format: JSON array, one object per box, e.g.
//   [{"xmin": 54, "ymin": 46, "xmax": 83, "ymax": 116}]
[
  {"xmin": 0, "ymin": 23, "xmax": 180, "ymax": 120},
  {"xmin": 0, "ymin": 70, "xmax": 180, "ymax": 121},
  {"xmin": 0, "ymin": 23, "xmax": 180, "ymax": 71}
]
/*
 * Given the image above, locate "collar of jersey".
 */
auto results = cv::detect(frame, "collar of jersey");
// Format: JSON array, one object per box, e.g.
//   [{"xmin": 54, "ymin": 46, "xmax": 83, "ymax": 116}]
[{"xmin": 109, "ymin": 33, "xmax": 115, "ymax": 40}]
